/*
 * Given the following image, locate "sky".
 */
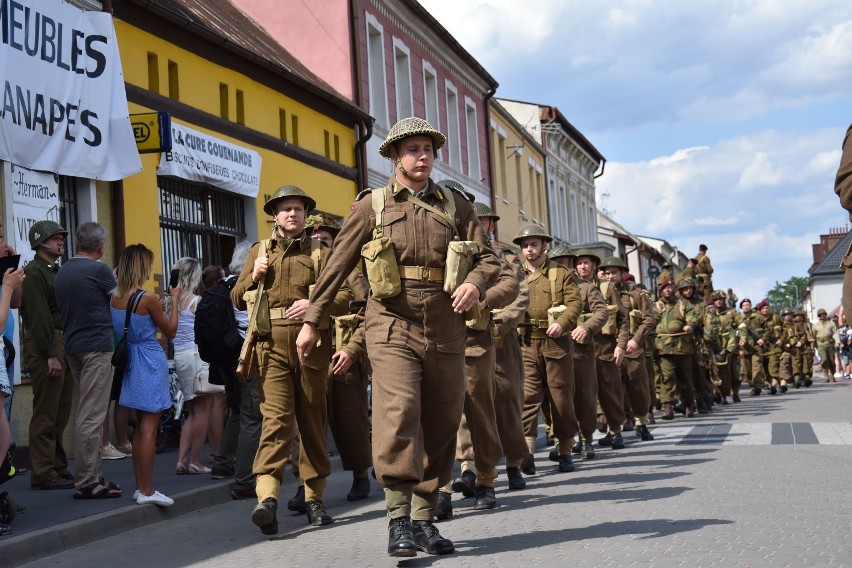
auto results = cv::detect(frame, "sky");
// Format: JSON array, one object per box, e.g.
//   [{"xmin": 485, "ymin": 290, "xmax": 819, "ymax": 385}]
[{"xmin": 419, "ymin": 0, "xmax": 852, "ymax": 304}]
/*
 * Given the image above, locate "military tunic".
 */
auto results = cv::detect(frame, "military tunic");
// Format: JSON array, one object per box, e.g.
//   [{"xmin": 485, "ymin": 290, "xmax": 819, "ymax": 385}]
[
  {"xmin": 304, "ymin": 179, "xmax": 500, "ymax": 521},
  {"xmin": 232, "ymin": 233, "xmax": 352, "ymax": 504},
  {"xmin": 655, "ymin": 295, "xmax": 700, "ymax": 406},
  {"xmin": 571, "ymin": 277, "xmax": 608, "ymax": 443},
  {"xmin": 617, "ymin": 282, "xmax": 657, "ymax": 425},
  {"xmin": 593, "ymin": 279, "xmax": 629, "ymax": 434}
]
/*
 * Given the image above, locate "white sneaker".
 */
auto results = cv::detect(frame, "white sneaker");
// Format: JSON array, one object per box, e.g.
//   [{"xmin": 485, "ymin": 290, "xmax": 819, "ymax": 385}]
[
  {"xmin": 102, "ymin": 443, "xmax": 127, "ymax": 460},
  {"xmin": 116, "ymin": 442, "xmax": 133, "ymax": 455},
  {"xmin": 133, "ymin": 490, "xmax": 140, "ymax": 500},
  {"xmin": 136, "ymin": 491, "xmax": 174, "ymax": 507}
]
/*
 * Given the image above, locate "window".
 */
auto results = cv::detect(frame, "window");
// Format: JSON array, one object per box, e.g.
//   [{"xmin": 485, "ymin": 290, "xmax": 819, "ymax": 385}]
[
  {"xmin": 58, "ymin": 176, "xmax": 79, "ymax": 262},
  {"xmin": 236, "ymin": 90, "xmax": 245, "ymax": 125},
  {"xmin": 580, "ymin": 200, "xmax": 588, "ymax": 242},
  {"xmin": 366, "ymin": 15, "xmax": 389, "ymax": 128},
  {"xmin": 167, "ymin": 60, "xmax": 179, "ymax": 101},
  {"xmin": 278, "ymin": 108, "xmax": 287, "ymax": 141},
  {"xmin": 588, "ymin": 204, "xmax": 596, "ymax": 240},
  {"xmin": 158, "ymin": 177, "xmax": 246, "ymax": 278},
  {"xmin": 514, "ymin": 152, "xmax": 522, "ymax": 208},
  {"xmin": 333, "ymin": 134, "xmax": 340, "ymax": 162},
  {"xmin": 496, "ymin": 130, "xmax": 507, "ymax": 197},
  {"xmin": 464, "ymin": 98, "xmax": 480, "ymax": 180},
  {"xmin": 445, "ymin": 82, "xmax": 461, "ymax": 169},
  {"xmin": 291, "ymin": 114, "xmax": 299, "ymax": 146},
  {"xmin": 393, "ymin": 39, "xmax": 413, "ymax": 121},
  {"xmin": 324, "ymin": 130, "xmax": 331, "ymax": 159},
  {"xmin": 571, "ymin": 193, "xmax": 579, "ymax": 242},
  {"xmin": 423, "ymin": 62, "xmax": 439, "ymax": 157},
  {"xmin": 219, "ymin": 83, "xmax": 229, "ymax": 120},
  {"xmin": 147, "ymin": 52, "xmax": 159, "ymax": 93}
]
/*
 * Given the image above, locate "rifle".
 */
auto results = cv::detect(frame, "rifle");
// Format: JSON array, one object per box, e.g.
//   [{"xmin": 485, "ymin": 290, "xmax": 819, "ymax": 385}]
[{"xmin": 236, "ymin": 239, "xmax": 270, "ymax": 381}]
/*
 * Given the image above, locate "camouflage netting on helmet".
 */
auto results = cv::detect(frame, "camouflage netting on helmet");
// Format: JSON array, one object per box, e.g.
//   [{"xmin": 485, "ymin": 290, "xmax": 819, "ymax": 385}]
[{"xmin": 379, "ymin": 117, "xmax": 446, "ymax": 157}]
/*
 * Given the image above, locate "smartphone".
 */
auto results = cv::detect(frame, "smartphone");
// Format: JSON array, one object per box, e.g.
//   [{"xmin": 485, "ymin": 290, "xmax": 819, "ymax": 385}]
[
  {"xmin": 0, "ymin": 254, "xmax": 21, "ymax": 275},
  {"xmin": 169, "ymin": 268, "xmax": 180, "ymax": 289}
]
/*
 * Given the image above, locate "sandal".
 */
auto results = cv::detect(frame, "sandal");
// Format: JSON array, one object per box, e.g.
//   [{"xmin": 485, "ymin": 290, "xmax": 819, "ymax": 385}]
[
  {"xmin": 187, "ymin": 464, "xmax": 211, "ymax": 475},
  {"xmin": 73, "ymin": 480, "xmax": 122, "ymax": 499},
  {"xmin": 176, "ymin": 463, "xmax": 188, "ymax": 475}
]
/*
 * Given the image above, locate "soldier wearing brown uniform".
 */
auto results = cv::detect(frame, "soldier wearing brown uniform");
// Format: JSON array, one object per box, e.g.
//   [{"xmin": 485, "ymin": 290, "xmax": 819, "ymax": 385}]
[
  {"xmin": 514, "ymin": 226, "xmax": 582, "ymax": 473},
  {"xmin": 600, "ymin": 257, "xmax": 657, "ymax": 441},
  {"xmin": 575, "ymin": 249, "xmax": 629, "ymax": 449},
  {"xmin": 297, "ymin": 118, "xmax": 500, "ymax": 558},
  {"xmin": 833, "ymin": 124, "xmax": 852, "ymax": 319},
  {"xmin": 232, "ymin": 186, "xmax": 353, "ymax": 535},
  {"xmin": 655, "ymin": 277, "xmax": 700, "ymax": 420},
  {"xmin": 549, "ymin": 245, "xmax": 608, "ymax": 459},
  {"xmin": 439, "ymin": 191, "xmax": 519, "ymax": 514},
  {"xmin": 711, "ymin": 291, "xmax": 741, "ymax": 403}
]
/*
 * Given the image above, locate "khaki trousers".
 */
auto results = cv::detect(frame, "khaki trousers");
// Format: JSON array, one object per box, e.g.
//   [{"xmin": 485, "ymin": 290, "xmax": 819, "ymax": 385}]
[
  {"xmin": 572, "ymin": 344, "xmax": 599, "ymax": 442},
  {"xmin": 453, "ymin": 328, "xmax": 501, "ymax": 486},
  {"xmin": 254, "ymin": 324, "xmax": 330, "ymax": 502},
  {"xmin": 716, "ymin": 352, "xmax": 736, "ymax": 396},
  {"xmin": 659, "ymin": 354, "xmax": 695, "ymax": 405},
  {"xmin": 521, "ymin": 335, "xmax": 577, "ymax": 455},
  {"xmin": 327, "ymin": 362, "xmax": 371, "ymax": 474},
  {"xmin": 366, "ymin": 285, "xmax": 467, "ymax": 519},
  {"xmin": 596, "ymin": 358, "xmax": 625, "ymax": 434},
  {"xmin": 25, "ymin": 329, "xmax": 73, "ymax": 486},
  {"xmin": 67, "ymin": 350, "xmax": 113, "ymax": 489},
  {"xmin": 494, "ymin": 331, "xmax": 528, "ymax": 467},
  {"xmin": 622, "ymin": 355, "xmax": 651, "ymax": 425}
]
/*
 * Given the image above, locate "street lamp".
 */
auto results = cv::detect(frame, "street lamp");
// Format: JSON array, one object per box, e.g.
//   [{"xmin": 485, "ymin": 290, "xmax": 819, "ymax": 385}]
[{"xmin": 647, "ymin": 265, "xmax": 660, "ymax": 300}]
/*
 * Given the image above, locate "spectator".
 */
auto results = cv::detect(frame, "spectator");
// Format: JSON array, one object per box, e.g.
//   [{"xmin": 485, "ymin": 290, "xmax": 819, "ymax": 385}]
[
  {"xmin": 0, "ymin": 228, "xmax": 22, "ymax": 423},
  {"xmin": 0, "ymin": 265, "xmax": 25, "ymax": 536},
  {"xmin": 21, "ymin": 220, "xmax": 74, "ymax": 490},
  {"xmin": 55, "ymin": 222, "xmax": 125, "ymax": 499},
  {"xmin": 111, "ymin": 244, "xmax": 179, "ymax": 506},
  {"xmin": 170, "ymin": 258, "xmax": 214, "ymax": 475},
  {"xmin": 200, "ymin": 265, "xmax": 228, "ymax": 465},
  {"xmin": 208, "ymin": 242, "xmax": 262, "ymax": 500}
]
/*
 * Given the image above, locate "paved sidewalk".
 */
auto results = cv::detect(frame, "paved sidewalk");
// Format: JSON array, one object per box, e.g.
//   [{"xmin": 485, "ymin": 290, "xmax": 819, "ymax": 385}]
[{"xmin": 2, "ymin": 372, "xmax": 852, "ymax": 567}]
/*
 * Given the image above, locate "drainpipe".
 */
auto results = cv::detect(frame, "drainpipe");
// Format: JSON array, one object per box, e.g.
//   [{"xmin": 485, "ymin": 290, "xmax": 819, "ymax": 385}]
[
  {"xmin": 483, "ymin": 85, "xmax": 497, "ymax": 242},
  {"xmin": 103, "ymin": 0, "xmax": 127, "ymax": 255},
  {"xmin": 349, "ymin": 0, "xmax": 372, "ymax": 193}
]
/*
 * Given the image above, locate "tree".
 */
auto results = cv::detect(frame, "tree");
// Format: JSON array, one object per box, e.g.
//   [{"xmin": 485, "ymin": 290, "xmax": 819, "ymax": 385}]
[{"xmin": 765, "ymin": 276, "xmax": 809, "ymax": 309}]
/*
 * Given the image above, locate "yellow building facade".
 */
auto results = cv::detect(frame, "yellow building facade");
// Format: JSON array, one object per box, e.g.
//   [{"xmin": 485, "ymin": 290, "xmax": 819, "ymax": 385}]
[{"xmin": 488, "ymin": 100, "xmax": 549, "ymax": 251}]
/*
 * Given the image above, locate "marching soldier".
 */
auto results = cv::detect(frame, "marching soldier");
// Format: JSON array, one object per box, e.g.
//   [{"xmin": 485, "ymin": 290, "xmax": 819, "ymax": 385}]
[
  {"xmin": 232, "ymin": 185, "xmax": 353, "ymax": 535},
  {"xmin": 574, "ymin": 249, "xmax": 629, "ymax": 448},
  {"xmin": 712, "ymin": 291, "xmax": 741, "ymax": 403},
  {"xmin": 790, "ymin": 309, "xmax": 814, "ymax": 387},
  {"xmin": 600, "ymin": 257, "xmax": 657, "ymax": 441},
  {"xmin": 296, "ymin": 117, "xmax": 500, "ymax": 557},
  {"xmin": 813, "ymin": 308, "xmax": 838, "ymax": 382},
  {"xmin": 549, "ymin": 244, "xmax": 608, "ymax": 458},
  {"xmin": 759, "ymin": 301, "xmax": 787, "ymax": 393},
  {"xmin": 655, "ymin": 276, "xmax": 700, "ymax": 420},
  {"xmin": 678, "ymin": 279, "xmax": 714, "ymax": 413},
  {"xmin": 738, "ymin": 298, "xmax": 767, "ymax": 395},
  {"xmin": 514, "ymin": 226, "xmax": 582, "ymax": 473}
]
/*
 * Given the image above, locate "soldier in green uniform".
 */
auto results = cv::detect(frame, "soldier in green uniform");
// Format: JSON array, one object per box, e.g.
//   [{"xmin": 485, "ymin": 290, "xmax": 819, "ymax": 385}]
[
  {"xmin": 575, "ymin": 249, "xmax": 629, "ymax": 448},
  {"xmin": 758, "ymin": 301, "xmax": 787, "ymax": 393},
  {"xmin": 21, "ymin": 220, "xmax": 75, "ymax": 490},
  {"xmin": 655, "ymin": 276, "xmax": 700, "ymax": 420},
  {"xmin": 296, "ymin": 118, "xmax": 500, "ymax": 557},
  {"xmin": 789, "ymin": 310, "xmax": 814, "ymax": 387},
  {"xmin": 232, "ymin": 186, "xmax": 353, "ymax": 535},
  {"xmin": 779, "ymin": 308, "xmax": 795, "ymax": 387},
  {"xmin": 738, "ymin": 298, "xmax": 767, "ymax": 395},
  {"xmin": 549, "ymin": 245, "xmax": 608, "ymax": 458},
  {"xmin": 678, "ymin": 279, "xmax": 714, "ymax": 413},
  {"xmin": 695, "ymin": 244, "xmax": 714, "ymax": 298},
  {"xmin": 711, "ymin": 291, "xmax": 741, "ymax": 403},
  {"xmin": 514, "ymin": 226, "xmax": 582, "ymax": 472},
  {"xmin": 813, "ymin": 308, "xmax": 838, "ymax": 382},
  {"xmin": 600, "ymin": 256, "xmax": 657, "ymax": 441}
]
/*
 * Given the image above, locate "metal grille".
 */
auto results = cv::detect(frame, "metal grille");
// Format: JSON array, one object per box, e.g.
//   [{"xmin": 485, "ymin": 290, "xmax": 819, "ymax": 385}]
[
  {"xmin": 158, "ymin": 177, "xmax": 245, "ymax": 277},
  {"xmin": 58, "ymin": 176, "xmax": 78, "ymax": 262}
]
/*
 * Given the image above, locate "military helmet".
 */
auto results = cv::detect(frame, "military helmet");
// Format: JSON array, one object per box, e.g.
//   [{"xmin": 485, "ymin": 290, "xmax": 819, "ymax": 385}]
[
  {"xmin": 599, "ymin": 256, "xmax": 628, "ymax": 271},
  {"xmin": 472, "ymin": 201, "xmax": 500, "ymax": 221},
  {"xmin": 512, "ymin": 224, "xmax": 552, "ymax": 245},
  {"xmin": 677, "ymin": 277, "xmax": 696, "ymax": 290},
  {"xmin": 263, "ymin": 185, "xmax": 316, "ymax": 216},
  {"xmin": 572, "ymin": 247, "xmax": 601, "ymax": 265},
  {"xmin": 28, "ymin": 220, "xmax": 68, "ymax": 251},
  {"xmin": 548, "ymin": 243, "xmax": 574, "ymax": 259},
  {"xmin": 817, "ymin": 308, "xmax": 828, "ymax": 316},
  {"xmin": 304, "ymin": 213, "xmax": 341, "ymax": 237},
  {"xmin": 781, "ymin": 307, "xmax": 793, "ymax": 316},
  {"xmin": 436, "ymin": 179, "xmax": 475, "ymax": 202},
  {"xmin": 379, "ymin": 117, "xmax": 446, "ymax": 158}
]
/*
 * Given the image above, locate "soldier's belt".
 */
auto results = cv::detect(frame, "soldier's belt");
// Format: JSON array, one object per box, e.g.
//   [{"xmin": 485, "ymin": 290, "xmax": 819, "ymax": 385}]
[
  {"xmin": 267, "ymin": 307, "xmax": 318, "ymax": 327},
  {"xmin": 527, "ymin": 319, "xmax": 550, "ymax": 329},
  {"xmin": 657, "ymin": 332, "xmax": 688, "ymax": 337},
  {"xmin": 398, "ymin": 265, "xmax": 445, "ymax": 282}
]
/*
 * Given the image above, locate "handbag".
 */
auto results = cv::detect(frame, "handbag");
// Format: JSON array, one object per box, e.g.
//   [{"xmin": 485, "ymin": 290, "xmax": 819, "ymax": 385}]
[
  {"xmin": 112, "ymin": 289, "xmax": 144, "ymax": 370},
  {"xmin": 193, "ymin": 350, "xmax": 224, "ymax": 395},
  {"xmin": 194, "ymin": 367, "xmax": 225, "ymax": 395}
]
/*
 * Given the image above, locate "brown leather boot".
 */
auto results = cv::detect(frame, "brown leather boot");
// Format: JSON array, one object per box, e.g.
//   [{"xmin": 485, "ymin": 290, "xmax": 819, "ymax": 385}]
[{"xmin": 661, "ymin": 403, "xmax": 674, "ymax": 420}]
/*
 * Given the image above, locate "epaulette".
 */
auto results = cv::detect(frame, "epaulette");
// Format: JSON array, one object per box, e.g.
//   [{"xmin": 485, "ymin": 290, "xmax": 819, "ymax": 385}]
[{"xmin": 355, "ymin": 188, "xmax": 374, "ymax": 201}]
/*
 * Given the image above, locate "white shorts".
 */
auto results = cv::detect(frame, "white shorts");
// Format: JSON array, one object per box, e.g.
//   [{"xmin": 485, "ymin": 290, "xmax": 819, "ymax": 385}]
[{"xmin": 173, "ymin": 348, "xmax": 209, "ymax": 402}]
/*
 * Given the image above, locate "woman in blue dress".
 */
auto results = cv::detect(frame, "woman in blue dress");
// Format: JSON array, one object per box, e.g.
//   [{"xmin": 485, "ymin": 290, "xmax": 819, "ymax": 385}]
[{"xmin": 111, "ymin": 244, "xmax": 179, "ymax": 506}]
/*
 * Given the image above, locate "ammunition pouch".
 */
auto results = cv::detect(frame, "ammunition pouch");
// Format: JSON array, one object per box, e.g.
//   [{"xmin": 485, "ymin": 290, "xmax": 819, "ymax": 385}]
[
  {"xmin": 601, "ymin": 304, "xmax": 618, "ymax": 336},
  {"xmin": 361, "ymin": 237, "xmax": 401, "ymax": 299},
  {"xmin": 444, "ymin": 240, "xmax": 479, "ymax": 294},
  {"xmin": 334, "ymin": 313, "xmax": 364, "ymax": 350}
]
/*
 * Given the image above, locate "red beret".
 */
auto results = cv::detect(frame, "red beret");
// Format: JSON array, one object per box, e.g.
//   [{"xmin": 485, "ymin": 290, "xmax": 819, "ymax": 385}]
[
  {"xmin": 624, "ymin": 273, "xmax": 635, "ymax": 282},
  {"xmin": 755, "ymin": 300, "xmax": 769, "ymax": 311},
  {"xmin": 658, "ymin": 279, "xmax": 675, "ymax": 289}
]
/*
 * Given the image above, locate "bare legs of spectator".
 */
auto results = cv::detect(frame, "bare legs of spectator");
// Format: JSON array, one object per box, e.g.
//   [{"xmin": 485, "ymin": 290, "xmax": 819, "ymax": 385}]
[
  {"xmin": 177, "ymin": 395, "xmax": 213, "ymax": 471},
  {"xmin": 133, "ymin": 411, "xmax": 162, "ymax": 495}
]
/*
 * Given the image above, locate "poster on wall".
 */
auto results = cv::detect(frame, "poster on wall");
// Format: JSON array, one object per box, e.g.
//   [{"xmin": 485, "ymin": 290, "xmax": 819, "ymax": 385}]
[
  {"xmin": 0, "ymin": 0, "xmax": 142, "ymax": 180},
  {"xmin": 4, "ymin": 162, "xmax": 61, "ymax": 267},
  {"xmin": 158, "ymin": 122, "xmax": 262, "ymax": 198}
]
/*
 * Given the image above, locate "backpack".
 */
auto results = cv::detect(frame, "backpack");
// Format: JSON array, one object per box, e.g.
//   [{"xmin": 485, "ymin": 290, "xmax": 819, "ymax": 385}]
[{"xmin": 194, "ymin": 278, "xmax": 242, "ymax": 368}]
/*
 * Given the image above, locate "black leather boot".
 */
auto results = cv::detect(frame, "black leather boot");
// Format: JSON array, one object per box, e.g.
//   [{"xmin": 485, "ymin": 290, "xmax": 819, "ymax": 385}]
[
  {"xmin": 388, "ymin": 516, "xmax": 417, "ymax": 557},
  {"xmin": 412, "ymin": 520, "xmax": 454, "ymax": 555}
]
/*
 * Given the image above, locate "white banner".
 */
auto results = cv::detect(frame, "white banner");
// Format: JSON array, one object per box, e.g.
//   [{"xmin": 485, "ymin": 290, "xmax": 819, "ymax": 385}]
[
  {"xmin": 4, "ymin": 162, "xmax": 61, "ymax": 266},
  {"xmin": 0, "ymin": 0, "xmax": 142, "ymax": 180},
  {"xmin": 158, "ymin": 122, "xmax": 261, "ymax": 197}
]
